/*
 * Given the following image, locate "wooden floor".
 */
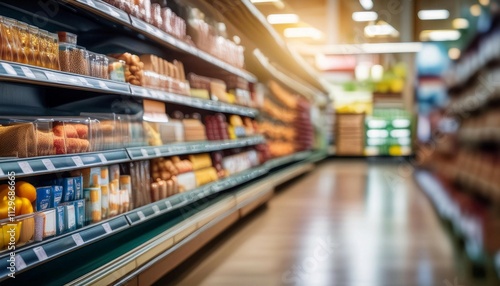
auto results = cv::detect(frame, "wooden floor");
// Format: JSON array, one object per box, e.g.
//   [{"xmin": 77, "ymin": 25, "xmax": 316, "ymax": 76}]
[{"xmin": 155, "ymin": 159, "xmax": 496, "ymax": 286}]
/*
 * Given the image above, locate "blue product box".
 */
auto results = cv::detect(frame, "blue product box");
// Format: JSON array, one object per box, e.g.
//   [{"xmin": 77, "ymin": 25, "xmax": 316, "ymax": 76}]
[
  {"xmin": 56, "ymin": 177, "xmax": 75, "ymax": 202},
  {"xmin": 74, "ymin": 176, "xmax": 83, "ymax": 200},
  {"xmin": 36, "ymin": 186, "xmax": 52, "ymax": 211},
  {"xmin": 55, "ymin": 205, "xmax": 66, "ymax": 235},
  {"xmin": 52, "ymin": 185, "xmax": 63, "ymax": 207},
  {"xmin": 74, "ymin": 200, "xmax": 85, "ymax": 228},
  {"xmin": 62, "ymin": 203, "xmax": 76, "ymax": 232}
]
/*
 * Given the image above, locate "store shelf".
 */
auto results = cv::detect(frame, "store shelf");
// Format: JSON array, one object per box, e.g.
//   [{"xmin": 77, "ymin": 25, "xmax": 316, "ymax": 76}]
[
  {"xmin": 126, "ymin": 136, "xmax": 265, "ymax": 160},
  {"xmin": 130, "ymin": 85, "xmax": 258, "ymax": 117},
  {"xmin": 0, "ymin": 136, "xmax": 264, "ymax": 179},
  {"xmin": 0, "ymin": 61, "xmax": 130, "ymax": 95},
  {"xmin": 0, "ymin": 61, "xmax": 259, "ymax": 118},
  {"xmin": 0, "ymin": 162, "xmax": 268, "ymax": 282},
  {"xmin": 0, "ymin": 150, "xmax": 130, "ymax": 180},
  {"xmin": 265, "ymin": 150, "xmax": 313, "ymax": 170},
  {"xmin": 0, "ymin": 215, "xmax": 129, "ymax": 278},
  {"xmin": 69, "ymin": 0, "xmax": 257, "ymax": 83}
]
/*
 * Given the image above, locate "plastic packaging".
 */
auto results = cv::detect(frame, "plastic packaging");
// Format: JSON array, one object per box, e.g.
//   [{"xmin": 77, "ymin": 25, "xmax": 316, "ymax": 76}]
[
  {"xmin": 57, "ymin": 31, "xmax": 77, "ymax": 45},
  {"xmin": 88, "ymin": 51, "xmax": 109, "ymax": 79},
  {"xmin": 108, "ymin": 56, "xmax": 126, "ymax": 82},
  {"xmin": 59, "ymin": 43, "xmax": 89, "ymax": 75}
]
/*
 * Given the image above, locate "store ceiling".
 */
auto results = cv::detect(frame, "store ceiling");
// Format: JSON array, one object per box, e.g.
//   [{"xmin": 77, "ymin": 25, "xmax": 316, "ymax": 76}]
[{"xmin": 253, "ymin": 0, "xmax": 486, "ymax": 45}]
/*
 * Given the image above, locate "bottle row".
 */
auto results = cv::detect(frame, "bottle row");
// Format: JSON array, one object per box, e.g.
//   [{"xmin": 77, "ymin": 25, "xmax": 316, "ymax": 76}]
[
  {"xmin": 102, "ymin": 0, "xmax": 245, "ymax": 69},
  {"xmin": 0, "ymin": 109, "xmax": 258, "ymax": 159},
  {"xmin": 0, "ymin": 146, "xmax": 267, "ymax": 252}
]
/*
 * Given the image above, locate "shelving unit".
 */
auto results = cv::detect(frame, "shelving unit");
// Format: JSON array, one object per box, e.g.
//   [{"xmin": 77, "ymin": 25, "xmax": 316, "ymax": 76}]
[{"xmin": 0, "ymin": 0, "xmax": 328, "ymax": 284}]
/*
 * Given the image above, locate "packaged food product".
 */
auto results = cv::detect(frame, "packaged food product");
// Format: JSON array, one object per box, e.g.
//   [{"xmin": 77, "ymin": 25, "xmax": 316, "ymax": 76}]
[
  {"xmin": 89, "ymin": 51, "xmax": 109, "ymax": 79},
  {"xmin": 57, "ymin": 31, "xmax": 77, "ymax": 45},
  {"xmin": 34, "ymin": 209, "xmax": 56, "ymax": 241},
  {"xmin": 119, "ymin": 175, "xmax": 131, "ymax": 212},
  {"xmin": 0, "ymin": 214, "xmax": 35, "ymax": 250},
  {"xmin": 108, "ymin": 57, "xmax": 126, "ymax": 82},
  {"xmin": 59, "ymin": 43, "xmax": 89, "ymax": 75},
  {"xmin": 84, "ymin": 187, "xmax": 101, "ymax": 224},
  {"xmin": 55, "ymin": 205, "xmax": 65, "ymax": 235},
  {"xmin": 112, "ymin": 52, "xmax": 143, "ymax": 86},
  {"xmin": 36, "ymin": 186, "xmax": 52, "ymax": 211}
]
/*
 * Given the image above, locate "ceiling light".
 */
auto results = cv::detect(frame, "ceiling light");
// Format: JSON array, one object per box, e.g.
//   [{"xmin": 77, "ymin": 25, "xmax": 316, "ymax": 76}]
[
  {"xmin": 359, "ymin": 0, "xmax": 373, "ymax": 10},
  {"xmin": 417, "ymin": 9, "xmax": 450, "ymax": 20},
  {"xmin": 267, "ymin": 14, "xmax": 299, "ymax": 24},
  {"xmin": 480, "ymin": 0, "xmax": 490, "ymax": 6},
  {"xmin": 364, "ymin": 22, "xmax": 399, "ymax": 37},
  {"xmin": 251, "ymin": 0, "xmax": 280, "ymax": 3},
  {"xmin": 470, "ymin": 4, "xmax": 481, "ymax": 16},
  {"xmin": 448, "ymin": 48, "xmax": 461, "ymax": 60},
  {"xmin": 452, "ymin": 18, "xmax": 469, "ymax": 29},
  {"xmin": 284, "ymin": 27, "xmax": 323, "ymax": 39},
  {"xmin": 352, "ymin": 11, "xmax": 378, "ymax": 22},
  {"xmin": 420, "ymin": 30, "xmax": 460, "ymax": 41}
]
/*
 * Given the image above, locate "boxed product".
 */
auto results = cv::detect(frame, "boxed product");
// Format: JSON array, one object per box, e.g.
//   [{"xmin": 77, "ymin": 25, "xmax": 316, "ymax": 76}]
[
  {"xmin": 81, "ymin": 167, "xmax": 101, "ymax": 188},
  {"xmin": 74, "ymin": 199, "xmax": 85, "ymax": 229},
  {"xmin": 52, "ymin": 185, "xmax": 63, "ymax": 208},
  {"xmin": 55, "ymin": 177, "xmax": 75, "ymax": 203},
  {"xmin": 55, "ymin": 205, "xmax": 66, "ymax": 235},
  {"xmin": 36, "ymin": 186, "xmax": 52, "ymax": 211},
  {"xmin": 34, "ymin": 209, "xmax": 56, "ymax": 241},
  {"xmin": 176, "ymin": 172, "xmax": 196, "ymax": 192},
  {"xmin": 84, "ymin": 187, "xmax": 101, "ymax": 224},
  {"xmin": 119, "ymin": 175, "xmax": 131, "ymax": 213},
  {"xmin": 58, "ymin": 202, "xmax": 76, "ymax": 233},
  {"xmin": 74, "ymin": 176, "xmax": 83, "ymax": 200},
  {"xmin": 143, "ymin": 99, "xmax": 183, "ymax": 145}
]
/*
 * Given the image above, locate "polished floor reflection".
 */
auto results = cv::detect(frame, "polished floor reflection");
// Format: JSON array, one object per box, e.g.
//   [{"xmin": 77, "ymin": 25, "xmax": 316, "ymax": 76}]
[{"xmin": 159, "ymin": 159, "xmax": 495, "ymax": 286}]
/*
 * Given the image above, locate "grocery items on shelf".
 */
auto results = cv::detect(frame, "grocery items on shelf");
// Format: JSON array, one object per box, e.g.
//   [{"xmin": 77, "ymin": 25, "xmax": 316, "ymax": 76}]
[
  {"xmin": 187, "ymin": 8, "xmax": 244, "ymax": 68},
  {"xmin": 335, "ymin": 113, "xmax": 365, "ymax": 156},
  {"xmin": 104, "ymin": 0, "xmax": 187, "ymax": 40},
  {"xmin": 364, "ymin": 109, "xmax": 412, "ymax": 156},
  {"xmin": 139, "ymin": 54, "xmax": 189, "ymax": 95},
  {"xmin": 0, "ymin": 16, "xmax": 59, "ymax": 69},
  {"xmin": 294, "ymin": 100, "xmax": 314, "ymax": 152}
]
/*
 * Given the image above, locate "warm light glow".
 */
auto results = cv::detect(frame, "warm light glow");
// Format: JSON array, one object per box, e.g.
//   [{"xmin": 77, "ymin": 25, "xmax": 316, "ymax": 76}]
[
  {"xmin": 355, "ymin": 64, "xmax": 371, "ymax": 81},
  {"xmin": 452, "ymin": 18, "xmax": 469, "ymax": 29},
  {"xmin": 284, "ymin": 27, "xmax": 323, "ymax": 39},
  {"xmin": 251, "ymin": 0, "xmax": 280, "ymax": 3},
  {"xmin": 233, "ymin": 35, "xmax": 241, "ymax": 44},
  {"xmin": 417, "ymin": 9, "xmax": 450, "ymax": 20},
  {"xmin": 267, "ymin": 13, "xmax": 299, "ymax": 24},
  {"xmin": 364, "ymin": 22, "xmax": 399, "ymax": 37},
  {"xmin": 420, "ymin": 30, "xmax": 460, "ymax": 41},
  {"xmin": 360, "ymin": 0, "xmax": 373, "ymax": 10},
  {"xmin": 352, "ymin": 11, "xmax": 378, "ymax": 22},
  {"xmin": 371, "ymin": 65, "xmax": 384, "ymax": 81},
  {"xmin": 470, "ymin": 4, "xmax": 481, "ymax": 16},
  {"xmin": 480, "ymin": 0, "xmax": 490, "ymax": 6},
  {"xmin": 448, "ymin": 48, "xmax": 461, "ymax": 60}
]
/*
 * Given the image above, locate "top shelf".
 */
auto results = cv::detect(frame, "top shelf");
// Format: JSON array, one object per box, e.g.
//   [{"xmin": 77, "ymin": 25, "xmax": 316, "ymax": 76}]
[{"xmin": 68, "ymin": 0, "xmax": 257, "ymax": 83}]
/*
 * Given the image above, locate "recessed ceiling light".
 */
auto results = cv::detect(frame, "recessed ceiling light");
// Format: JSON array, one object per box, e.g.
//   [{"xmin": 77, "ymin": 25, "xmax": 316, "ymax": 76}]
[
  {"xmin": 420, "ymin": 30, "xmax": 460, "ymax": 41},
  {"xmin": 359, "ymin": 0, "xmax": 373, "ymax": 10},
  {"xmin": 267, "ymin": 14, "xmax": 299, "ymax": 24},
  {"xmin": 448, "ymin": 48, "xmax": 461, "ymax": 60},
  {"xmin": 417, "ymin": 9, "xmax": 450, "ymax": 20},
  {"xmin": 284, "ymin": 27, "xmax": 323, "ymax": 39},
  {"xmin": 452, "ymin": 18, "xmax": 469, "ymax": 29},
  {"xmin": 352, "ymin": 11, "xmax": 378, "ymax": 22},
  {"xmin": 479, "ymin": 0, "xmax": 490, "ymax": 6},
  {"xmin": 364, "ymin": 22, "xmax": 399, "ymax": 37},
  {"xmin": 470, "ymin": 4, "xmax": 481, "ymax": 16}
]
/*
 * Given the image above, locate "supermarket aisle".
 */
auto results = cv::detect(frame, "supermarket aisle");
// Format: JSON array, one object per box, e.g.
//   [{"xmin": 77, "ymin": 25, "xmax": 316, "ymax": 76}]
[{"xmin": 158, "ymin": 159, "xmax": 479, "ymax": 286}]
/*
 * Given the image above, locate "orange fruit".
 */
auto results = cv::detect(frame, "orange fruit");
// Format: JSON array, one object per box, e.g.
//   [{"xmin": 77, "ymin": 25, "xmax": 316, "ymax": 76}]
[
  {"xmin": 20, "ymin": 197, "xmax": 34, "ymax": 215},
  {"xmin": 0, "ymin": 184, "xmax": 10, "ymax": 199},
  {"xmin": 15, "ymin": 181, "xmax": 36, "ymax": 202}
]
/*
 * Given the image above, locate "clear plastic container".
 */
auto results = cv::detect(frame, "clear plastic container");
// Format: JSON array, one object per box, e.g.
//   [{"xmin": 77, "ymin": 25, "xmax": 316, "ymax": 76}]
[
  {"xmin": 57, "ymin": 31, "xmax": 77, "ymax": 45},
  {"xmin": 0, "ymin": 214, "xmax": 36, "ymax": 251},
  {"xmin": 88, "ymin": 51, "xmax": 109, "ymax": 79},
  {"xmin": 59, "ymin": 43, "xmax": 89, "ymax": 75},
  {"xmin": 108, "ymin": 56, "xmax": 126, "ymax": 82}
]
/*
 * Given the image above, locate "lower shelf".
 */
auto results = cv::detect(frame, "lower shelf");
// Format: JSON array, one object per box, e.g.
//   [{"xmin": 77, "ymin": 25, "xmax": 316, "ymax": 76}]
[
  {"xmin": 415, "ymin": 170, "xmax": 500, "ymax": 280},
  {"xmin": 0, "ymin": 151, "xmax": 317, "ymax": 285}
]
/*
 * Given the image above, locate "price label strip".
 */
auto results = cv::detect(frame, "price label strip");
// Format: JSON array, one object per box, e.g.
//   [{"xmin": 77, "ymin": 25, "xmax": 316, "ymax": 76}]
[
  {"xmin": 97, "ymin": 154, "xmax": 108, "ymax": 163},
  {"xmin": 15, "ymin": 254, "xmax": 27, "ymax": 271},
  {"xmin": 154, "ymin": 148, "xmax": 161, "ymax": 157},
  {"xmin": 21, "ymin": 66, "xmax": 36, "ymax": 79},
  {"xmin": 152, "ymin": 205, "xmax": 160, "ymax": 214},
  {"xmin": 72, "ymin": 156, "xmax": 84, "ymax": 167},
  {"xmin": 102, "ymin": 223, "xmax": 112, "ymax": 234},
  {"xmin": 18, "ymin": 161, "xmax": 34, "ymax": 174},
  {"xmin": 83, "ymin": 0, "xmax": 96, "ymax": 8},
  {"xmin": 41, "ymin": 159, "xmax": 56, "ymax": 171},
  {"xmin": 72, "ymin": 233, "xmax": 85, "ymax": 246},
  {"xmin": 137, "ymin": 211, "xmax": 146, "ymax": 221},
  {"xmin": 140, "ymin": 149, "xmax": 149, "ymax": 158},
  {"xmin": 165, "ymin": 201, "xmax": 172, "ymax": 209},
  {"xmin": 44, "ymin": 71, "xmax": 58, "ymax": 81},
  {"xmin": 1, "ymin": 63, "xmax": 17, "ymax": 76},
  {"xmin": 33, "ymin": 246, "xmax": 48, "ymax": 261},
  {"xmin": 0, "ymin": 168, "xmax": 4, "ymax": 176}
]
